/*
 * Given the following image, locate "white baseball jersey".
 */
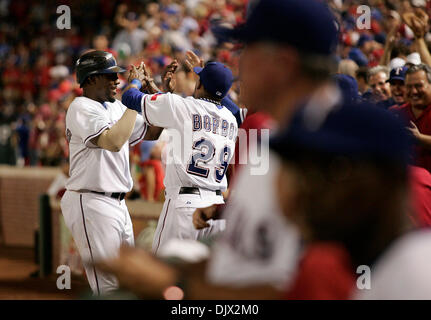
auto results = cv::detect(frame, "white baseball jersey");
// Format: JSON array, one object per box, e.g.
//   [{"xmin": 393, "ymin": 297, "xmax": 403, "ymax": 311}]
[
  {"xmin": 206, "ymin": 84, "xmax": 342, "ymax": 289},
  {"xmin": 140, "ymin": 93, "xmax": 238, "ymax": 192},
  {"xmin": 65, "ymin": 96, "xmax": 147, "ymax": 193},
  {"xmin": 206, "ymin": 151, "xmax": 301, "ymax": 289},
  {"xmin": 354, "ymin": 230, "xmax": 431, "ymax": 300}
]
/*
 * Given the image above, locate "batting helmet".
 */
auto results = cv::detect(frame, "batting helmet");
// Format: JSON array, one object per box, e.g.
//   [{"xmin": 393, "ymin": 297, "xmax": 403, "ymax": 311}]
[{"xmin": 75, "ymin": 50, "xmax": 126, "ymax": 87}]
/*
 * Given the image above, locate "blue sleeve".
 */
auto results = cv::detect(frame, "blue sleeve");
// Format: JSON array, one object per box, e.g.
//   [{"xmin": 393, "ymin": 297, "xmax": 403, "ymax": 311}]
[
  {"xmin": 222, "ymin": 95, "xmax": 243, "ymax": 126},
  {"xmin": 121, "ymin": 88, "xmax": 146, "ymax": 113}
]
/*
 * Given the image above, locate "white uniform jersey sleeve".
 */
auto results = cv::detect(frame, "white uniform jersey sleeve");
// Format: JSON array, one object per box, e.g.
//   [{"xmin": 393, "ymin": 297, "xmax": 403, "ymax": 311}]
[
  {"xmin": 206, "ymin": 151, "xmax": 301, "ymax": 289},
  {"xmin": 128, "ymin": 112, "xmax": 148, "ymax": 146},
  {"xmin": 68, "ymin": 98, "xmax": 113, "ymax": 147},
  {"xmin": 141, "ymin": 92, "xmax": 182, "ymax": 128}
]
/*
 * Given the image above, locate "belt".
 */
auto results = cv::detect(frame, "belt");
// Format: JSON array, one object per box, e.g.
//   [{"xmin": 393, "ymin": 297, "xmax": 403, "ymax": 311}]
[
  {"xmin": 89, "ymin": 191, "xmax": 126, "ymax": 201},
  {"xmin": 179, "ymin": 187, "xmax": 222, "ymax": 196}
]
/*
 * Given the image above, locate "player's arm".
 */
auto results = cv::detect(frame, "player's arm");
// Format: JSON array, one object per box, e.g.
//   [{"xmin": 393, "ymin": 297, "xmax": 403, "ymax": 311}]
[
  {"xmin": 92, "ymin": 109, "xmax": 138, "ymax": 152},
  {"xmin": 91, "ymin": 64, "xmax": 147, "ymax": 152},
  {"xmin": 96, "ymin": 248, "xmax": 283, "ymax": 300}
]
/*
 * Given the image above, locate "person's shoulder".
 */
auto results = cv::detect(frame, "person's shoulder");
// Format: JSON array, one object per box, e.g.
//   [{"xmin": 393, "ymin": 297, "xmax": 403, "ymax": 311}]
[
  {"xmin": 241, "ymin": 111, "xmax": 273, "ymax": 130},
  {"xmin": 110, "ymin": 99, "xmax": 127, "ymax": 109},
  {"xmin": 219, "ymin": 105, "xmax": 238, "ymax": 124},
  {"xmin": 69, "ymin": 96, "xmax": 100, "ymax": 110}
]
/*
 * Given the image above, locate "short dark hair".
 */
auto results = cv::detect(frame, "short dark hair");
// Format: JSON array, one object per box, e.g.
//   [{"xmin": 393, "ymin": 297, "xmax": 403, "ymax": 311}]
[
  {"xmin": 406, "ymin": 63, "xmax": 431, "ymax": 83},
  {"xmin": 356, "ymin": 66, "xmax": 369, "ymax": 81}
]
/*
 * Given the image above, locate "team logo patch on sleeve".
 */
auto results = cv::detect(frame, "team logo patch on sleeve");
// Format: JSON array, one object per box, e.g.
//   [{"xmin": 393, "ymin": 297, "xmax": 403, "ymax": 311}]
[{"xmin": 151, "ymin": 93, "xmax": 163, "ymax": 101}]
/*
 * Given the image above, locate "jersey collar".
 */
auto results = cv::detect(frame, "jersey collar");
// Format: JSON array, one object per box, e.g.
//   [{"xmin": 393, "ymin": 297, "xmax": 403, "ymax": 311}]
[{"xmin": 199, "ymin": 97, "xmax": 224, "ymax": 109}]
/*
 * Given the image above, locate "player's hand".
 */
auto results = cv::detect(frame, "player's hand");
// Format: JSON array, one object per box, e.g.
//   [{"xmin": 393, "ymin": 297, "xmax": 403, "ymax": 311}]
[
  {"xmin": 95, "ymin": 245, "xmax": 177, "ymax": 298},
  {"xmin": 192, "ymin": 205, "xmax": 217, "ymax": 230},
  {"xmin": 140, "ymin": 62, "xmax": 161, "ymax": 94},
  {"xmin": 185, "ymin": 50, "xmax": 204, "ymax": 72},
  {"xmin": 162, "ymin": 60, "xmax": 179, "ymax": 93},
  {"xmin": 128, "ymin": 62, "xmax": 146, "ymax": 84}
]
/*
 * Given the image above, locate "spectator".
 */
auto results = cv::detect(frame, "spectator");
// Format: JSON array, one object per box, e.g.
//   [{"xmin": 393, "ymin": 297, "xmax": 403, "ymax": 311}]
[
  {"xmin": 366, "ymin": 65, "xmax": 394, "ymax": 108},
  {"xmin": 390, "ymin": 64, "xmax": 431, "ymax": 174},
  {"xmin": 138, "ymin": 141, "xmax": 165, "ymax": 202},
  {"xmin": 356, "ymin": 66, "xmax": 369, "ymax": 95},
  {"xmin": 337, "ymin": 59, "xmax": 358, "ymax": 78},
  {"xmin": 387, "ymin": 66, "xmax": 408, "ymax": 107}
]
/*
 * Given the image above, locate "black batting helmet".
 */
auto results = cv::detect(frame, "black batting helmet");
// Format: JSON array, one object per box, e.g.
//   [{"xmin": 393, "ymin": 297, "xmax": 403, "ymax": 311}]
[{"xmin": 75, "ymin": 50, "xmax": 126, "ymax": 87}]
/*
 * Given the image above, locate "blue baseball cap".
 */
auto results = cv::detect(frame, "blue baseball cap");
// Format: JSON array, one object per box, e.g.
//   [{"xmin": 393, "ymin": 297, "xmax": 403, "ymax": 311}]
[
  {"xmin": 348, "ymin": 48, "xmax": 368, "ymax": 67},
  {"xmin": 387, "ymin": 66, "xmax": 408, "ymax": 83},
  {"xmin": 332, "ymin": 74, "xmax": 360, "ymax": 103},
  {"xmin": 357, "ymin": 34, "xmax": 373, "ymax": 48},
  {"xmin": 214, "ymin": 0, "xmax": 338, "ymax": 57},
  {"xmin": 194, "ymin": 62, "xmax": 234, "ymax": 99},
  {"xmin": 270, "ymin": 100, "xmax": 411, "ymax": 168}
]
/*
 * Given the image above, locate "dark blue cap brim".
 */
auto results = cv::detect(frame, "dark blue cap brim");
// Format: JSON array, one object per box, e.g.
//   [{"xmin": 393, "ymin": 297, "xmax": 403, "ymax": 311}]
[
  {"xmin": 212, "ymin": 24, "xmax": 249, "ymax": 43},
  {"xmin": 387, "ymin": 76, "xmax": 405, "ymax": 83}
]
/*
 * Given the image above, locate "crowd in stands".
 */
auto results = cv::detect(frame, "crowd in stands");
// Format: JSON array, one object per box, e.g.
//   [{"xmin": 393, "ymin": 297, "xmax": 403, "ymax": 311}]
[{"xmin": 3, "ymin": 0, "xmax": 431, "ymax": 206}]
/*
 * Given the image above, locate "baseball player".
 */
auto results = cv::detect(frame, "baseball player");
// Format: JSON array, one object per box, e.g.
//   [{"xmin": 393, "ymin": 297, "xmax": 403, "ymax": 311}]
[
  {"xmin": 60, "ymin": 50, "xmax": 161, "ymax": 295},
  {"xmin": 121, "ymin": 61, "xmax": 238, "ymax": 254}
]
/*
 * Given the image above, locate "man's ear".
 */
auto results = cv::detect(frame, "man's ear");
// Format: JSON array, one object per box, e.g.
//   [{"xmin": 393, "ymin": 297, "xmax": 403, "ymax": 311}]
[
  {"xmin": 196, "ymin": 78, "xmax": 202, "ymax": 90},
  {"xmin": 88, "ymin": 75, "xmax": 99, "ymax": 86}
]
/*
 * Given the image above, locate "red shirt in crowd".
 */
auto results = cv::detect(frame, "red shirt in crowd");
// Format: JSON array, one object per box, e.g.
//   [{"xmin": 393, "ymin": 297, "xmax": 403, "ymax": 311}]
[
  {"xmin": 389, "ymin": 103, "xmax": 431, "ymax": 173},
  {"xmin": 409, "ymin": 165, "xmax": 431, "ymax": 228},
  {"xmin": 139, "ymin": 159, "xmax": 165, "ymax": 201},
  {"xmin": 284, "ymin": 243, "xmax": 356, "ymax": 300},
  {"xmin": 233, "ymin": 111, "xmax": 273, "ymax": 173}
]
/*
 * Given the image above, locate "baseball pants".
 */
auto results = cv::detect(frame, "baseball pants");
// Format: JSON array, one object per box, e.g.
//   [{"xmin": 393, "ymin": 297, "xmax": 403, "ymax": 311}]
[
  {"xmin": 60, "ymin": 190, "xmax": 134, "ymax": 295},
  {"xmin": 152, "ymin": 188, "xmax": 225, "ymax": 255}
]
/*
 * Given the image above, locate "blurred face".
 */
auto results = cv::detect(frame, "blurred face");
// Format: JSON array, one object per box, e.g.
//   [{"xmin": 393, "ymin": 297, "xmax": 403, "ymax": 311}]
[
  {"xmin": 405, "ymin": 70, "xmax": 431, "ymax": 109},
  {"xmin": 90, "ymin": 73, "xmax": 120, "ymax": 103},
  {"xmin": 239, "ymin": 43, "xmax": 297, "ymax": 115},
  {"xmin": 369, "ymin": 71, "xmax": 391, "ymax": 101},
  {"xmin": 390, "ymin": 79, "xmax": 406, "ymax": 104},
  {"xmin": 93, "ymin": 35, "xmax": 108, "ymax": 51}
]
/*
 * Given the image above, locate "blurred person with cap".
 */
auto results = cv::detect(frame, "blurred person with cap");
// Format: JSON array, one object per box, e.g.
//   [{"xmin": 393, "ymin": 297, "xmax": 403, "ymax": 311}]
[
  {"xmin": 273, "ymin": 97, "xmax": 411, "ymax": 299},
  {"xmin": 121, "ymin": 58, "xmax": 238, "ymax": 253},
  {"xmin": 97, "ymin": 0, "xmax": 342, "ymax": 299}
]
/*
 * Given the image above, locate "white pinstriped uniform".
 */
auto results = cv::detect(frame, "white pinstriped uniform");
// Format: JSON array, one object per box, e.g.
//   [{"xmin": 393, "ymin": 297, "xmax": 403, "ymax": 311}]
[
  {"xmin": 138, "ymin": 92, "xmax": 238, "ymax": 254},
  {"xmin": 61, "ymin": 96, "xmax": 147, "ymax": 295}
]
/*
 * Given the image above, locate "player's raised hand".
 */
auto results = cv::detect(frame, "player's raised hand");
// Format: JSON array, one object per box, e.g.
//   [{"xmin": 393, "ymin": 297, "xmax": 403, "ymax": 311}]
[
  {"xmin": 184, "ymin": 50, "xmax": 204, "ymax": 72},
  {"xmin": 162, "ymin": 60, "xmax": 179, "ymax": 93},
  {"xmin": 128, "ymin": 62, "xmax": 145, "ymax": 83}
]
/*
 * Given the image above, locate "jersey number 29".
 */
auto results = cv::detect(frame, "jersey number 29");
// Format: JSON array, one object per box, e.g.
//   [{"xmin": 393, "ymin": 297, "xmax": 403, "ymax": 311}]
[{"xmin": 187, "ymin": 137, "xmax": 231, "ymax": 183}]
